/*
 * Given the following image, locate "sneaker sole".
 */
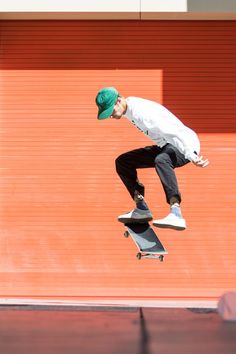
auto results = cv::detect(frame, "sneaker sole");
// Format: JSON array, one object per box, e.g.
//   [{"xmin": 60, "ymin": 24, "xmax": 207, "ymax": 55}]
[
  {"xmin": 153, "ymin": 222, "xmax": 186, "ymax": 231},
  {"xmin": 118, "ymin": 216, "xmax": 153, "ymax": 224}
]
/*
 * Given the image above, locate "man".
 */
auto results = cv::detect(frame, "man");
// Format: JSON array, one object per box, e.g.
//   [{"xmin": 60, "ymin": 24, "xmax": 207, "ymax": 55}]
[{"xmin": 95, "ymin": 87, "xmax": 209, "ymax": 231}]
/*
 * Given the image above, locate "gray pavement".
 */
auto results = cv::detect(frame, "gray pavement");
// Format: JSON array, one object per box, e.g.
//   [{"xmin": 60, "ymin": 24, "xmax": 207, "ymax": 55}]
[{"xmin": 0, "ymin": 306, "xmax": 235, "ymax": 354}]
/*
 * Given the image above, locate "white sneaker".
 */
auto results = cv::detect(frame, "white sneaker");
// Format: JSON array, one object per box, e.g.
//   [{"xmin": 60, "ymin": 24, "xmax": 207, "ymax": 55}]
[
  {"xmin": 118, "ymin": 208, "xmax": 153, "ymax": 224},
  {"xmin": 153, "ymin": 213, "xmax": 186, "ymax": 231}
]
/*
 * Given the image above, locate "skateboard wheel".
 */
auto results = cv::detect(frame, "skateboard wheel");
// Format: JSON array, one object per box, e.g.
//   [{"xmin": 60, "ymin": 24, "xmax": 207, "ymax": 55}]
[
  {"xmin": 159, "ymin": 255, "xmax": 164, "ymax": 262},
  {"xmin": 136, "ymin": 252, "xmax": 142, "ymax": 260},
  {"xmin": 124, "ymin": 231, "xmax": 129, "ymax": 238}
]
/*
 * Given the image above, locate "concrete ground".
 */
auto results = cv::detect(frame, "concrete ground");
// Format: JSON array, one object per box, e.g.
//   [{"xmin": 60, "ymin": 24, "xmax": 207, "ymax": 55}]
[{"xmin": 0, "ymin": 306, "xmax": 235, "ymax": 354}]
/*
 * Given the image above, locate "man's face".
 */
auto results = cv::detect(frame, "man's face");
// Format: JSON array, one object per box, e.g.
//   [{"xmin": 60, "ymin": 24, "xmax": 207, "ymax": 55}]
[{"xmin": 110, "ymin": 98, "xmax": 124, "ymax": 119}]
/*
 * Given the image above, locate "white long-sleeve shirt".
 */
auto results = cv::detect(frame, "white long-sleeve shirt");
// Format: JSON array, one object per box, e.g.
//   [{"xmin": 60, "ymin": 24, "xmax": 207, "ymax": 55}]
[{"xmin": 125, "ymin": 97, "xmax": 200, "ymax": 162}]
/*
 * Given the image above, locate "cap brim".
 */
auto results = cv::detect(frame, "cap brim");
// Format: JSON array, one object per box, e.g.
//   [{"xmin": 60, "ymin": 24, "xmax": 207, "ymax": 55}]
[{"xmin": 97, "ymin": 104, "xmax": 115, "ymax": 120}]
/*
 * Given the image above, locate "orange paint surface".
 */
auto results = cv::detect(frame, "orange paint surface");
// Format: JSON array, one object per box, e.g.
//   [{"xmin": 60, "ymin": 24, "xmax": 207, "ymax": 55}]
[{"xmin": 0, "ymin": 20, "xmax": 236, "ymax": 300}]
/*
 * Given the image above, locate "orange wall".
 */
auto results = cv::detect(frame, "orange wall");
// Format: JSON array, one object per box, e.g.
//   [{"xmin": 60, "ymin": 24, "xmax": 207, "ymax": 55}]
[{"xmin": 0, "ymin": 20, "xmax": 236, "ymax": 300}]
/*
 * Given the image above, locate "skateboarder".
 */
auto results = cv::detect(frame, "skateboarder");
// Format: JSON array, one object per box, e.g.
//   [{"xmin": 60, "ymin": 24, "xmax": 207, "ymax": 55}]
[{"xmin": 95, "ymin": 87, "xmax": 209, "ymax": 231}]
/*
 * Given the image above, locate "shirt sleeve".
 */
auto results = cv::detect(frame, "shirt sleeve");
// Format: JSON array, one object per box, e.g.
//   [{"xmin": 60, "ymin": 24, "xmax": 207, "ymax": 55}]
[{"xmin": 149, "ymin": 119, "xmax": 200, "ymax": 162}]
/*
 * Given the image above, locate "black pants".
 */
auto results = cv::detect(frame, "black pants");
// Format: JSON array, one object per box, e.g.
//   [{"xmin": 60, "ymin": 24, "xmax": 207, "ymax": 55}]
[{"xmin": 115, "ymin": 144, "xmax": 190, "ymax": 204}]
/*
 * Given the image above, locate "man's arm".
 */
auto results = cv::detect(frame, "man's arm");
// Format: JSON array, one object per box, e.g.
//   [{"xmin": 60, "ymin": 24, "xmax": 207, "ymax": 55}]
[{"xmin": 153, "ymin": 120, "xmax": 210, "ymax": 168}]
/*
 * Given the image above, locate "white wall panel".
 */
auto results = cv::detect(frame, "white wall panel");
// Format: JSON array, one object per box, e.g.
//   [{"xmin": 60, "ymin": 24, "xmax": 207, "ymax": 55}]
[
  {"xmin": 141, "ymin": 0, "xmax": 187, "ymax": 12},
  {"xmin": 0, "ymin": 0, "xmax": 139, "ymax": 12},
  {"xmin": 1, "ymin": 0, "xmax": 236, "ymax": 19}
]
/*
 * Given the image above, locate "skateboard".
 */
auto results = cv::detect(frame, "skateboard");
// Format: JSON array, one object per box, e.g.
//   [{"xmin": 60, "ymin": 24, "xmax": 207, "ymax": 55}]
[{"xmin": 123, "ymin": 222, "xmax": 168, "ymax": 261}]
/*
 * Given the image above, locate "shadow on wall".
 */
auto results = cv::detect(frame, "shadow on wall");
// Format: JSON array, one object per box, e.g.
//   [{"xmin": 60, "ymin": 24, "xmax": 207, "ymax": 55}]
[
  {"xmin": 187, "ymin": 0, "xmax": 236, "ymax": 12},
  {"xmin": 0, "ymin": 20, "xmax": 236, "ymax": 133}
]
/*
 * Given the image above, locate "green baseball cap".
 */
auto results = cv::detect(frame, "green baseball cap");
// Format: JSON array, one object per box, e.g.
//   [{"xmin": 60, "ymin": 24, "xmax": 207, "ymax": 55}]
[{"xmin": 96, "ymin": 87, "xmax": 119, "ymax": 120}]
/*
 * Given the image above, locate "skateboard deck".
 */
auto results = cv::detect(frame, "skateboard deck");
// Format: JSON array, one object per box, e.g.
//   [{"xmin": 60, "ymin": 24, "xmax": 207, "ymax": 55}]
[{"xmin": 124, "ymin": 222, "xmax": 168, "ymax": 261}]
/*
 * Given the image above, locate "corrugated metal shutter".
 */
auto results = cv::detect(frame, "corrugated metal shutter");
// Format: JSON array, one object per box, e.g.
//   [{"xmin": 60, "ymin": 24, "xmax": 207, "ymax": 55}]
[{"xmin": 0, "ymin": 20, "xmax": 235, "ymax": 300}]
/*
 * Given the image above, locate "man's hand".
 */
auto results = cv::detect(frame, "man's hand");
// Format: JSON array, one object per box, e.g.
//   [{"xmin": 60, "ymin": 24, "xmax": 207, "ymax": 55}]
[{"xmin": 193, "ymin": 155, "xmax": 209, "ymax": 168}]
